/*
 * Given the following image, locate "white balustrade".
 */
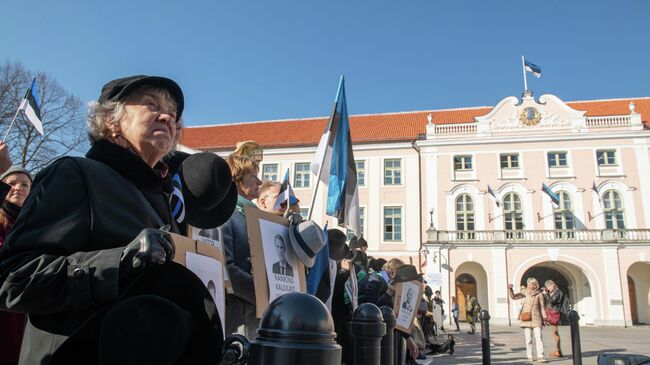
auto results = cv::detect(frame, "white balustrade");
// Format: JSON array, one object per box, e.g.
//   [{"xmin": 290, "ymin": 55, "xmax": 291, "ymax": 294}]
[
  {"xmin": 427, "ymin": 229, "xmax": 650, "ymax": 244},
  {"xmin": 585, "ymin": 115, "xmax": 631, "ymax": 127}
]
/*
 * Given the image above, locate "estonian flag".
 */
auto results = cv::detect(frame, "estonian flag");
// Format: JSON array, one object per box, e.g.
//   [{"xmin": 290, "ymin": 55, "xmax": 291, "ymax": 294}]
[
  {"xmin": 487, "ymin": 184, "xmax": 500, "ymax": 208},
  {"xmin": 18, "ymin": 77, "xmax": 44, "ymax": 135},
  {"xmin": 308, "ymin": 223, "xmax": 330, "ymax": 298},
  {"xmin": 524, "ymin": 59, "xmax": 542, "ymax": 78},
  {"xmin": 592, "ymin": 181, "xmax": 602, "ymax": 204},
  {"xmin": 310, "ymin": 76, "xmax": 360, "ymax": 235},
  {"xmin": 542, "ymin": 183, "xmax": 560, "ymax": 206},
  {"xmin": 274, "ymin": 168, "xmax": 299, "ymax": 210}
]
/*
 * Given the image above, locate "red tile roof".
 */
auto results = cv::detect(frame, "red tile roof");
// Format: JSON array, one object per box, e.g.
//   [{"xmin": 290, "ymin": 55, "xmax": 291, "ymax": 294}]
[{"xmin": 181, "ymin": 97, "xmax": 650, "ymax": 151}]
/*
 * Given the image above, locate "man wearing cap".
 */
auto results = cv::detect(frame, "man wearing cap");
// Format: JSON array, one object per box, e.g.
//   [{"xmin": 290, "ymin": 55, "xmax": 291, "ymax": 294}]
[{"xmin": 0, "ymin": 76, "xmax": 223, "ymax": 365}]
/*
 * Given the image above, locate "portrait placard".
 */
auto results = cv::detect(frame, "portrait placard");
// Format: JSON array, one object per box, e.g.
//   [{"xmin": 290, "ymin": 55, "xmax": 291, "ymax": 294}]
[
  {"xmin": 188, "ymin": 225, "xmax": 232, "ymax": 294},
  {"xmin": 245, "ymin": 206, "xmax": 306, "ymax": 318},
  {"xmin": 393, "ymin": 280, "xmax": 424, "ymax": 333}
]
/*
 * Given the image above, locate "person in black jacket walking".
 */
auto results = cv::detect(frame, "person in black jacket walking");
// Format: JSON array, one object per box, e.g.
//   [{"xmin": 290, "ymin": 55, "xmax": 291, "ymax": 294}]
[
  {"xmin": 543, "ymin": 280, "xmax": 564, "ymax": 358},
  {"xmin": 0, "ymin": 76, "xmax": 225, "ymax": 365}
]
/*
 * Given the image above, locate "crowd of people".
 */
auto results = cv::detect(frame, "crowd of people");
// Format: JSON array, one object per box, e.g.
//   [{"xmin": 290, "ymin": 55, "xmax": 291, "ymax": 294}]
[{"xmin": 0, "ymin": 74, "xmax": 567, "ymax": 365}]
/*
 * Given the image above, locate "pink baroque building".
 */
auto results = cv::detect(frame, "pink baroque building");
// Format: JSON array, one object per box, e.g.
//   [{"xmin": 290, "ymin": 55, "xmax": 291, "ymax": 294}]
[{"xmin": 180, "ymin": 91, "xmax": 650, "ymax": 327}]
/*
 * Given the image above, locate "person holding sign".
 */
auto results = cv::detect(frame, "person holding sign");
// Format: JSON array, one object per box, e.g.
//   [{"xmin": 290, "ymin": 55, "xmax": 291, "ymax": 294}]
[{"xmin": 0, "ymin": 76, "xmax": 223, "ymax": 365}]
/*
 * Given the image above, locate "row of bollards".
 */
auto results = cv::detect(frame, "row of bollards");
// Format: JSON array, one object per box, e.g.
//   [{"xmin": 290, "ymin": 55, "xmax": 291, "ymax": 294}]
[{"xmin": 218, "ymin": 293, "xmax": 584, "ymax": 365}]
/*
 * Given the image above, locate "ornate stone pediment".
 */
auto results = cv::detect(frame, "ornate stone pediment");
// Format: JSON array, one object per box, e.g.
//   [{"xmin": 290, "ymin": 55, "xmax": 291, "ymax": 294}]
[{"xmin": 475, "ymin": 92, "xmax": 586, "ymax": 133}]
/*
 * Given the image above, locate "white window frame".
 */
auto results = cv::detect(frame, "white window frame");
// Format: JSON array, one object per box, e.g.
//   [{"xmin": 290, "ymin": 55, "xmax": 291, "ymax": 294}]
[
  {"xmin": 261, "ymin": 163, "xmax": 278, "ymax": 181},
  {"xmin": 547, "ymin": 151, "xmax": 569, "ymax": 168},
  {"xmin": 355, "ymin": 160, "xmax": 366, "ymax": 187},
  {"xmin": 453, "ymin": 155, "xmax": 474, "ymax": 171},
  {"xmin": 383, "ymin": 158, "xmax": 403, "ymax": 186},
  {"xmin": 382, "ymin": 205, "xmax": 403, "ymax": 242},
  {"xmin": 293, "ymin": 162, "xmax": 311, "ymax": 189}
]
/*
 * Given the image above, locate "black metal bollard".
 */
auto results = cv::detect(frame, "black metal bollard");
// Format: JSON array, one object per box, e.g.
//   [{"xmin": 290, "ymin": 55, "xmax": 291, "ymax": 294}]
[
  {"xmin": 248, "ymin": 292, "xmax": 341, "ymax": 364},
  {"xmin": 568, "ymin": 310, "xmax": 583, "ymax": 365},
  {"xmin": 221, "ymin": 334, "xmax": 251, "ymax": 365},
  {"xmin": 380, "ymin": 306, "xmax": 395, "ymax": 365},
  {"xmin": 350, "ymin": 303, "xmax": 387, "ymax": 365},
  {"xmin": 479, "ymin": 310, "xmax": 491, "ymax": 365},
  {"xmin": 393, "ymin": 332, "xmax": 405, "ymax": 365}
]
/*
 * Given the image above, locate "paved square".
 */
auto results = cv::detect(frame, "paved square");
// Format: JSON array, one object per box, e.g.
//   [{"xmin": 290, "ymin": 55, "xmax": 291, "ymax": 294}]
[{"xmin": 425, "ymin": 324, "xmax": 650, "ymax": 364}]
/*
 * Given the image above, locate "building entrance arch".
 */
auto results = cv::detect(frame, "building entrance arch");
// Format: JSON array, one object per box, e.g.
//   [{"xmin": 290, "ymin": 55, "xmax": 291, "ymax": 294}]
[
  {"xmin": 455, "ymin": 261, "xmax": 489, "ymax": 321},
  {"xmin": 627, "ymin": 262, "xmax": 650, "ymax": 325},
  {"xmin": 514, "ymin": 259, "xmax": 598, "ymax": 325}
]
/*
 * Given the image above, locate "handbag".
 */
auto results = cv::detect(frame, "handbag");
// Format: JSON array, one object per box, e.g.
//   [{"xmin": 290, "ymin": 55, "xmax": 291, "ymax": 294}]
[
  {"xmin": 546, "ymin": 308, "xmax": 561, "ymax": 325},
  {"xmin": 520, "ymin": 311, "xmax": 532, "ymax": 321}
]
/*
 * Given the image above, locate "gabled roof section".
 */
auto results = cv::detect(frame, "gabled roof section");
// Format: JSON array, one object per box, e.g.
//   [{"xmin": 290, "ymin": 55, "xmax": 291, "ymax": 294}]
[{"xmin": 180, "ymin": 97, "xmax": 650, "ymax": 151}]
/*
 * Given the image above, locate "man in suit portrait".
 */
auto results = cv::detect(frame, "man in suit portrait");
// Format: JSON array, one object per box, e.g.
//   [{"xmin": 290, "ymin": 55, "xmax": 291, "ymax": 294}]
[
  {"xmin": 271, "ymin": 233, "xmax": 293, "ymax": 276},
  {"xmin": 402, "ymin": 287, "xmax": 414, "ymax": 312}
]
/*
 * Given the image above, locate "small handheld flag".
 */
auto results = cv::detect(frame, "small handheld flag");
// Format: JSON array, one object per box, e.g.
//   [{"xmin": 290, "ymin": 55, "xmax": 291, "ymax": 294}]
[
  {"xmin": 273, "ymin": 169, "xmax": 299, "ymax": 211},
  {"xmin": 4, "ymin": 77, "xmax": 44, "ymax": 142},
  {"xmin": 487, "ymin": 185, "xmax": 501, "ymax": 207},
  {"xmin": 542, "ymin": 183, "xmax": 560, "ymax": 206}
]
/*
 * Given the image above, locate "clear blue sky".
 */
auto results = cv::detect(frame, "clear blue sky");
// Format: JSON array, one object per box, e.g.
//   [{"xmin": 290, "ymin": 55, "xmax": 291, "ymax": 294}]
[{"xmin": 2, "ymin": 0, "xmax": 649, "ymax": 127}]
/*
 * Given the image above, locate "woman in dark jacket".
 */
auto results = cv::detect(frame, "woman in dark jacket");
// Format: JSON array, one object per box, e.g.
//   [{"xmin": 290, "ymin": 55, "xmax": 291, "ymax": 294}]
[
  {"xmin": 0, "ymin": 166, "xmax": 32, "ymax": 365},
  {"xmin": 0, "ymin": 76, "xmax": 223, "ymax": 365}
]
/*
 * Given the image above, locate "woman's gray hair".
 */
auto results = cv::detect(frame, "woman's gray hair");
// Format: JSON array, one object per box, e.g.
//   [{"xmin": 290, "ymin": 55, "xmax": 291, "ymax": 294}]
[
  {"xmin": 86, "ymin": 85, "xmax": 180, "ymax": 144},
  {"xmin": 544, "ymin": 279, "xmax": 556, "ymax": 287}
]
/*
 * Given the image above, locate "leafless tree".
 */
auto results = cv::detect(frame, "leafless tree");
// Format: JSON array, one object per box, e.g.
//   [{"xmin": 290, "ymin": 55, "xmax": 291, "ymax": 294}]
[{"xmin": 0, "ymin": 61, "xmax": 87, "ymax": 174}]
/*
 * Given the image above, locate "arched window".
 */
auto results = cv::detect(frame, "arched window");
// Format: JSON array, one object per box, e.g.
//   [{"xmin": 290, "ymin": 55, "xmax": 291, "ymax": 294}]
[
  {"xmin": 455, "ymin": 194, "xmax": 475, "ymax": 239},
  {"xmin": 603, "ymin": 190, "xmax": 625, "ymax": 230},
  {"xmin": 503, "ymin": 192, "xmax": 523, "ymax": 238},
  {"xmin": 554, "ymin": 191, "xmax": 575, "ymax": 238}
]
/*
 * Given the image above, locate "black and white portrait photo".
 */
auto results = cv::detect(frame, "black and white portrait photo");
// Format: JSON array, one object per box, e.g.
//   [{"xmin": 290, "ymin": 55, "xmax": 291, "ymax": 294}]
[
  {"xmin": 271, "ymin": 234, "xmax": 294, "ymax": 277},
  {"xmin": 401, "ymin": 287, "xmax": 414, "ymax": 312},
  {"xmin": 259, "ymin": 219, "xmax": 301, "ymax": 302},
  {"xmin": 395, "ymin": 281, "xmax": 421, "ymax": 331}
]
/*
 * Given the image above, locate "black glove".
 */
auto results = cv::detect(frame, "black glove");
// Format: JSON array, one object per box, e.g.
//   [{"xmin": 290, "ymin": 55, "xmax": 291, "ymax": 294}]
[{"xmin": 119, "ymin": 228, "xmax": 175, "ymax": 279}]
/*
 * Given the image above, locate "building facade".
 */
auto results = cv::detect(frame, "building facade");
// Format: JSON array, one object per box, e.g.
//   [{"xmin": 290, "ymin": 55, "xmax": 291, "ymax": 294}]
[{"xmin": 180, "ymin": 92, "xmax": 650, "ymax": 327}]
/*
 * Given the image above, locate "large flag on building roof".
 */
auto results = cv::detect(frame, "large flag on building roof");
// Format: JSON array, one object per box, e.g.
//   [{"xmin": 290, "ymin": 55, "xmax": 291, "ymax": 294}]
[
  {"xmin": 542, "ymin": 183, "xmax": 560, "ymax": 206},
  {"xmin": 310, "ymin": 76, "xmax": 360, "ymax": 235},
  {"xmin": 18, "ymin": 77, "xmax": 44, "ymax": 135},
  {"xmin": 274, "ymin": 168, "xmax": 299, "ymax": 211},
  {"xmin": 524, "ymin": 59, "xmax": 542, "ymax": 78}
]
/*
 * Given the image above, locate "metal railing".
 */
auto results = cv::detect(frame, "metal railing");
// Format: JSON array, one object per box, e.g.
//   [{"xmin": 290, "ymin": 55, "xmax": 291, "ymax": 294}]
[{"xmin": 427, "ymin": 229, "xmax": 650, "ymax": 244}]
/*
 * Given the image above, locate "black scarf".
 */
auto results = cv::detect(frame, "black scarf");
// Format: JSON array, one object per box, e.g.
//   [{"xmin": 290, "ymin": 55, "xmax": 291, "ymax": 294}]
[
  {"xmin": 1, "ymin": 201, "xmax": 21, "ymax": 221},
  {"xmin": 85, "ymin": 140, "xmax": 172, "ymax": 193}
]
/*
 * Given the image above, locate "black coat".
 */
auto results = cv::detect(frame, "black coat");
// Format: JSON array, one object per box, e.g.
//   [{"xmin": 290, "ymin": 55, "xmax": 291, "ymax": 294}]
[{"xmin": 0, "ymin": 142, "xmax": 182, "ymax": 364}]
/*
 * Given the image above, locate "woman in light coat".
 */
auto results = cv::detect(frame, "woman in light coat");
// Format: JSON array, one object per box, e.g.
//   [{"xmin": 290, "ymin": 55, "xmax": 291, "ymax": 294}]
[{"xmin": 509, "ymin": 278, "xmax": 547, "ymax": 362}]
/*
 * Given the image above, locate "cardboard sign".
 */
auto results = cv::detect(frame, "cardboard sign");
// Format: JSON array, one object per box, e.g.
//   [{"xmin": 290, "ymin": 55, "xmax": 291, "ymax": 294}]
[
  {"xmin": 393, "ymin": 280, "xmax": 424, "ymax": 333},
  {"xmin": 170, "ymin": 233, "xmax": 226, "ymax": 335},
  {"xmin": 188, "ymin": 225, "xmax": 233, "ymax": 294},
  {"xmin": 244, "ymin": 206, "xmax": 307, "ymax": 318}
]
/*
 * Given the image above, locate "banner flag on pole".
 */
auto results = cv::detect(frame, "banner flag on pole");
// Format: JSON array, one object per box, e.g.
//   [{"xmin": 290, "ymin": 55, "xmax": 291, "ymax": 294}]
[
  {"xmin": 592, "ymin": 181, "xmax": 602, "ymax": 204},
  {"xmin": 524, "ymin": 59, "xmax": 542, "ymax": 78},
  {"xmin": 18, "ymin": 77, "xmax": 44, "ymax": 135},
  {"xmin": 310, "ymin": 76, "xmax": 360, "ymax": 235},
  {"xmin": 487, "ymin": 184, "xmax": 500, "ymax": 207},
  {"xmin": 542, "ymin": 183, "xmax": 560, "ymax": 206},
  {"xmin": 274, "ymin": 168, "xmax": 298, "ymax": 211}
]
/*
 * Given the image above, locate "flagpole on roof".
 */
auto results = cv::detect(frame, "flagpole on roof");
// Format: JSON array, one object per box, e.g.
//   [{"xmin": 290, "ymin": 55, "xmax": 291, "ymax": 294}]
[
  {"xmin": 307, "ymin": 76, "xmax": 344, "ymax": 221},
  {"xmin": 521, "ymin": 55, "xmax": 528, "ymax": 92}
]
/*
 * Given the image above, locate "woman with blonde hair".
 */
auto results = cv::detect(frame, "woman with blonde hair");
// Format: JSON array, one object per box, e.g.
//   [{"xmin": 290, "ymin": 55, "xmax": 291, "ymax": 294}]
[
  {"xmin": 509, "ymin": 277, "xmax": 547, "ymax": 362},
  {"xmin": 232, "ymin": 140, "xmax": 263, "ymax": 163}
]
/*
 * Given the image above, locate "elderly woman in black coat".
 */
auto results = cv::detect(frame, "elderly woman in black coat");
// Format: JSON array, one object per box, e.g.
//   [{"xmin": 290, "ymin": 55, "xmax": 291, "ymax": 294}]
[{"xmin": 0, "ymin": 76, "xmax": 223, "ymax": 365}]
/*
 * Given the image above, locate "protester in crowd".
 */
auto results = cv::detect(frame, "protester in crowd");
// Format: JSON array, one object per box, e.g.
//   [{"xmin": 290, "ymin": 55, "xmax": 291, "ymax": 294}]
[
  {"xmin": 368, "ymin": 257, "xmax": 386, "ymax": 273},
  {"xmin": 257, "ymin": 181, "xmax": 286, "ymax": 216},
  {"xmin": 433, "ymin": 290, "xmax": 446, "ymax": 333},
  {"xmin": 0, "ymin": 164, "xmax": 32, "ymax": 365},
  {"xmin": 221, "ymin": 154, "xmax": 262, "ymax": 338},
  {"xmin": 232, "ymin": 140, "xmax": 263, "ymax": 163},
  {"xmin": 543, "ymin": 280, "xmax": 564, "ymax": 358},
  {"xmin": 0, "ymin": 76, "xmax": 225, "ymax": 365},
  {"xmin": 509, "ymin": 278, "xmax": 547, "ymax": 363},
  {"xmin": 349, "ymin": 235, "xmax": 368, "ymax": 253},
  {"xmin": 357, "ymin": 257, "xmax": 388, "ymax": 306},
  {"xmin": 451, "ymin": 296, "xmax": 461, "ymax": 332},
  {"xmin": 466, "ymin": 295, "xmax": 481, "ymax": 335}
]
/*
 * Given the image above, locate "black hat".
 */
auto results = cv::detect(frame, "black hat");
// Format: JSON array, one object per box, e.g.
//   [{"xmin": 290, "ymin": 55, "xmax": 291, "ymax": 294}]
[
  {"xmin": 349, "ymin": 236, "xmax": 368, "ymax": 250},
  {"xmin": 98, "ymin": 75, "xmax": 184, "ymax": 120},
  {"xmin": 327, "ymin": 229, "xmax": 352, "ymax": 261},
  {"xmin": 351, "ymin": 250, "xmax": 368, "ymax": 271},
  {"xmin": 169, "ymin": 152, "xmax": 237, "ymax": 229},
  {"xmin": 368, "ymin": 258, "xmax": 387, "ymax": 272},
  {"xmin": 393, "ymin": 264, "xmax": 423, "ymax": 283}
]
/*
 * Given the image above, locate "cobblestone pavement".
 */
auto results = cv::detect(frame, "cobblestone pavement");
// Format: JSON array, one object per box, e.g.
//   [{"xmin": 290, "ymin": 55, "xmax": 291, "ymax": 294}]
[{"xmin": 422, "ymin": 323, "xmax": 650, "ymax": 364}]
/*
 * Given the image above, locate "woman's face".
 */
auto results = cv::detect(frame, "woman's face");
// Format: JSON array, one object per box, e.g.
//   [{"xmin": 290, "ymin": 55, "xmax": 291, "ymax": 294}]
[
  {"xmin": 3, "ymin": 173, "xmax": 31, "ymax": 207},
  {"xmin": 115, "ymin": 91, "xmax": 178, "ymax": 167},
  {"xmin": 237, "ymin": 169, "xmax": 261, "ymax": 200},
  {"xmin": 527, "ymin": 281, "xmax": 537, "ymax": 291}
]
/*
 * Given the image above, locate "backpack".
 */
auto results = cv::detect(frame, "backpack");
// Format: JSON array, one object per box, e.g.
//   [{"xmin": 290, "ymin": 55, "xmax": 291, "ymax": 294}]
[{"xmin": 560, "ymin": 294, "xmax": 571, "ymax": 315}]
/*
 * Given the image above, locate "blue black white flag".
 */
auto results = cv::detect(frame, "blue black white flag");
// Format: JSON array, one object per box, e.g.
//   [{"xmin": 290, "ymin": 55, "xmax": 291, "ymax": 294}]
[
  {"xmin": 18, "ymin": 77, "xmax": 44, "ymax": 135},
  {"xmin": 307, "ymin": 223, "xmax": 330, "ymax": 296},
  {"xmin": 310, "ymin": 76, "xmax": 360, "ymax": 235},
  {"xmin": 524, "ymin": 59, "xmax": 542, "ymax": 78},
  {"xmin": 542, "ymin": 183, "xmax": 560, "ymax": 206},
  {"xmin": 592, "ymin": 181, "xmax": 602, "ymax": 204},
  {"xmin": 274, "ymin": 168, "xmax": 298, "ymax": 210},
  {"xmin": 487, "ymin": 184, "xmax": 500, "ymax": 207}
]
